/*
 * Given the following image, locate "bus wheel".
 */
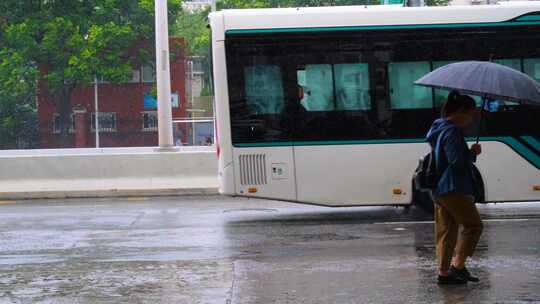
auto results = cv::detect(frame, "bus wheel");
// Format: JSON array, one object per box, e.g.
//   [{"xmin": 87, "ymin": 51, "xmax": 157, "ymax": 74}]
[{"xmin": 412, "ymin": 181, "xmax": 434, "ymax": 215}]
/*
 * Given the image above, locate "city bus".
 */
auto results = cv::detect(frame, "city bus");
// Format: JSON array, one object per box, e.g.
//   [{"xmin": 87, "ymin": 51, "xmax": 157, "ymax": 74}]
[{"xmin": 209, "ymin": 3, "xmax": 540, "ymax": 210}]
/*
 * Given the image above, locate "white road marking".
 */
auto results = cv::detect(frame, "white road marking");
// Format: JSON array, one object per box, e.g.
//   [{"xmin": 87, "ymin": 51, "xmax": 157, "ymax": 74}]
[{"xmin": 376, "ymin": 218, "xmax": 532, "ymax": 225}]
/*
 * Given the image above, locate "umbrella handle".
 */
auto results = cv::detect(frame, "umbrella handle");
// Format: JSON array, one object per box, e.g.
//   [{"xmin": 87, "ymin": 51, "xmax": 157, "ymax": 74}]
[{"xmin": 476, "ymin": 98, "xmax": 486, "ymax": 145}]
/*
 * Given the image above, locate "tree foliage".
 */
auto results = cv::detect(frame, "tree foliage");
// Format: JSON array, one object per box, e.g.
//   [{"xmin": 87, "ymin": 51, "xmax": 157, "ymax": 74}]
[
  {"xmin": 173, "ymin": 8, "xmax": 212, "ymax": 56},
  {"xmin": 425, "ymin": 0, "xmax": 450, "ymax": 6},
  {"xmin": 0, "ymin": 48, "xmax": 38, "ymax": 149},
  {"xmin": 0, "ymin": 0, "xmax": 182, "ymax": 147}
]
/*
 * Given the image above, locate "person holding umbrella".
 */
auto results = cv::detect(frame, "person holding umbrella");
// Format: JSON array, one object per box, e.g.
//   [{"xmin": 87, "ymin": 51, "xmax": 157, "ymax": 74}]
[
  {"xmin": 426, "ymin": 91, "xmax": 483, "ymax": 285},
  {"xmin": 416, "ymin": 60, "xmax": 540, "ymax": 284}
]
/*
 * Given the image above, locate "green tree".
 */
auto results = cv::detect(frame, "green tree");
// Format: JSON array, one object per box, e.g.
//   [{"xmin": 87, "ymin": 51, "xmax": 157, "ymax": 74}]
[
  {"xmin": 173, "ymin": 8, "xmax": 211, "ymax": 56},
  {"xmin": 0, "ymin": 0, "xmax": 183, "ymax": 147},
  {"xmin": 0, "ymin": 49, "xmax": 38, "ymax": 149},
  {"xmin": 425, "ymin": 0, "xmax": 449, "ymax": 6}
]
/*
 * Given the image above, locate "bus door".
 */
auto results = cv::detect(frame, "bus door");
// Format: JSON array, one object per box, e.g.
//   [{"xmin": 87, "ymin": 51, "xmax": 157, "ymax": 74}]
[
  {"xmin": 292, "ymin": 63, "xmax": 391, "ymax": 206},
  {"xmin": 291, "ymin": 60, "xmax": 434, "ymax": 206}
]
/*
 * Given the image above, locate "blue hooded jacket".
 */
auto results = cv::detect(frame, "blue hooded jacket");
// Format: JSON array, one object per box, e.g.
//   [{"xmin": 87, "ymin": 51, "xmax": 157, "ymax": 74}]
[{"xmin": 426, "ymin": 118, "xmax": 477, "ymax": 198}]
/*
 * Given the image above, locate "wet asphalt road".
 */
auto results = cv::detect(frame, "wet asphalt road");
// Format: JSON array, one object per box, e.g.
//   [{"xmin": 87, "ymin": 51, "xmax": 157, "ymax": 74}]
[{"xmin": 0, "ymin": 196, "xmax": 539, "ymax": 304}]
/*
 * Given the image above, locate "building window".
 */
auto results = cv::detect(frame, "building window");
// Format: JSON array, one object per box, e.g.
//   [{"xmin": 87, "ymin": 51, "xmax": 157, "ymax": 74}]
[
  {"xmin": 52, "ymin": 113, "xmax": 75, "ymax": 134},
  {"xmin": 129, "ymin": 69, "xmax": 141, "ymax": 83},
  {"xmin": 141, "ymin": 111, "xmax": 158, "ymax": 132},
  {"xmin": 91, "ymin": 112, "xmax": 117, "ymax": 132},
  {"xmin": 142, "ymin": 64, "xmax": 156, "ymax": 83}
]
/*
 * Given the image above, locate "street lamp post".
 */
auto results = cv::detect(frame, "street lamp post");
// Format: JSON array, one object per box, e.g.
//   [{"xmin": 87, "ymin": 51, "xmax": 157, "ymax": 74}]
[
  {"xmin": 94, "ymin": 75, "xmax": 100, "ymax": 148},
  {"xmin": 155, "ymin": 0, "xmax": 175, "ymax": 150}
]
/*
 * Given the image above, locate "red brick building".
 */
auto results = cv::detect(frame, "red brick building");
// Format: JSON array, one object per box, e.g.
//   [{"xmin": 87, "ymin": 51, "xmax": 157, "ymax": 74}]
[{"xmin": 37, "ymin": 37, "xmax": 188, "ymax": 148}]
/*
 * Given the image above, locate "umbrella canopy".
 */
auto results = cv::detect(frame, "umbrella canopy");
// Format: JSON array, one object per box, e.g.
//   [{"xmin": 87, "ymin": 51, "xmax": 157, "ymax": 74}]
[{"xmin": 415, "ymin": 61, "xmax": 540, "ymax": 105}]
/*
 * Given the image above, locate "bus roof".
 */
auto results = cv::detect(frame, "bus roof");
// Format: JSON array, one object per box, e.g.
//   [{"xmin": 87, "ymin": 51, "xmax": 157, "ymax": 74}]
[{"xmin": 209, "ymin": 3, "xmax": 540, "ymax": 34}]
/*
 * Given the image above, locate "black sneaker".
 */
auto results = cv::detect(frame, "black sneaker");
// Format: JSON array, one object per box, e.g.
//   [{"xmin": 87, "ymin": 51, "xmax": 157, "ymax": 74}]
[
  {"xmin": 450, "ymin": 265, "xmax": 480, "ymax": 283},
  {"xmin": 437, "ymin": 273, "xmax": 467, "ymax": 285}
]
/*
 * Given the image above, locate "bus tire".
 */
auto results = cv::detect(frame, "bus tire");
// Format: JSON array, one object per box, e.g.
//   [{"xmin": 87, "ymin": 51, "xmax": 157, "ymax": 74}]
[{"xmin": 412, "ymin": 180, "xmax": 434, "ymax": 215}]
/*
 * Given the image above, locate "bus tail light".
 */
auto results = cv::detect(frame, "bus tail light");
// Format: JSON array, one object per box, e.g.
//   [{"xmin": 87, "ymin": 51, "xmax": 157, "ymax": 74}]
[
  {"xmin": 393, "ymin": 188, "xmax": 403, "ymax": 195},
  {"xmin": 533, "ymin": 185, "xmax": 540, "ymax": 191},
  {"xmin": 248, "ymin": 187, "xmax": 257, "ymax": 193}
]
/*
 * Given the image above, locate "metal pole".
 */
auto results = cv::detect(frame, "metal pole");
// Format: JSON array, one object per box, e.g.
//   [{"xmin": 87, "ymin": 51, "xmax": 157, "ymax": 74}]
[
  {"xmin": 190, "ymin": 60, "xmax": 195, "ymax": 146},
  {"xmin": 155, "ymin": 0, "xmax": 175, "ymax": 149},
  {"xmin": 94, "ymin": 75, "xmax": 100, "ymax": 148},
  {"xmin": 209, "ymin": 2, "xmax": 216, "ymax": 147}
]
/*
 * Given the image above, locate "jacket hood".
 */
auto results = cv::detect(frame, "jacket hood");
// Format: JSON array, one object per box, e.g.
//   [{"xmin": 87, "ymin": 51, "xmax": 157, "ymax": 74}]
[{"xmin": 426, "ymin": 118, "xmax": 455, "ymax": 147}]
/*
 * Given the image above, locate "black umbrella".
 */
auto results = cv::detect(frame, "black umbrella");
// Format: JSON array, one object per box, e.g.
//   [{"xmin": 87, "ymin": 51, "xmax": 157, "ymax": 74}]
[{"xmin": 415, "ymin": 61, "xmax": 540, "ymax": 143}]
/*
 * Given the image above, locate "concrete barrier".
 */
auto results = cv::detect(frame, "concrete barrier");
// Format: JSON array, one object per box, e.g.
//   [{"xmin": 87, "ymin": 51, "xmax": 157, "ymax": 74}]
[{"xmin": 0, "ymin": 147, "xmax": 219, "ymax": 199}]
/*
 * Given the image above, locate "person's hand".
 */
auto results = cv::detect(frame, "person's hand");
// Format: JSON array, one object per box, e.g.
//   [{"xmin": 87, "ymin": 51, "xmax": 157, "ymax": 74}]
[{"xmin": 471, "ymin": 143, "xmax": 482, "ymax": 156}]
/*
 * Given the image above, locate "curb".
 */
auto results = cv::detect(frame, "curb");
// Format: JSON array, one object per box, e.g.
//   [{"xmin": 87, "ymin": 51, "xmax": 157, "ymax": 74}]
[{"xmin": 0, "ymin": 188, "xmax": 219, "ymax": 200}]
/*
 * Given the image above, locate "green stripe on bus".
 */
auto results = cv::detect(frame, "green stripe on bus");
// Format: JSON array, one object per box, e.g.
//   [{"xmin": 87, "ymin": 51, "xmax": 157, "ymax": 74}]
[
  {"xmin": 225, "ymin": 21, "xmax": 540, "ymax": 35},
  {"xmin": 236, "ymin": 137, "xmax": 525, "ymax": 147},
  {"xmin": 472, "ymin": 136, "xmax": 540, "ymax": 168},
  {"xmin": 234, "ymin": 139, "xmax": 424, "ymax": 147},
  {"xmin": 521, "ymin": 136, "xmax": 540, "ymax": 152},
  {"xmin": 293, "ymin": 139, "xmax": 425, "ymax": 145},
  {"xmin": 516, "ymin": 15, "xmax": 540, "ymax": 22}
]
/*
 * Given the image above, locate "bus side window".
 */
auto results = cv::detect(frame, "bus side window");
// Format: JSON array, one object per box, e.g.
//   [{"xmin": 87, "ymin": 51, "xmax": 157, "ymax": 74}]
[
  {"xmin": 300, "ymin": 64, "xmax": 335, "ymax": 111},
  {"xmin": 494, "ymin": 59, "xmax": 521, "ymax": 106},
  {"xmin": 335, "ymin": 63, "xmax": 371, "ymax": 111},
  {"xmin": 244, "ymin": 65, "xmax": 285, "ymax": 115},
  {"xmin": 297, "ymin": 63, "xmax": 371, "ymax": 112},
  {"xmin": 388, "ymin": 61, "xmax": 432, "ymax": 109},
  {"xmin": 524, "ymin": 58, "xmax": 540, "ymax": 82},
  {"xmin": 432, "ymin": 61, "xmax": 457, "ymax": 107}
]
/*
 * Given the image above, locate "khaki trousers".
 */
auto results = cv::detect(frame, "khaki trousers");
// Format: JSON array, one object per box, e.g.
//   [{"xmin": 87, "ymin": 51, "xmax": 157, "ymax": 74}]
[{"xmin": 434, "ymin": 192, "xmax": 483, "ymax": 272}]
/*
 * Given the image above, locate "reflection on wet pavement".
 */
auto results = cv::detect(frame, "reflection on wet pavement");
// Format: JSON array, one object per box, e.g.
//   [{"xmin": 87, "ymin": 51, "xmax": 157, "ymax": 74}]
[{"xmin": 0, "ymin": 196, "xmax": 539, "ymax": 303}]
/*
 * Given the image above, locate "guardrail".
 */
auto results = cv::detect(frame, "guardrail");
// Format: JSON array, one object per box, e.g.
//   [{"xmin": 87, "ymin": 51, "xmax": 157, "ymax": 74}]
[{"xmin": 0, "ymin": 147, "xmax": 219, "ymax": 200}]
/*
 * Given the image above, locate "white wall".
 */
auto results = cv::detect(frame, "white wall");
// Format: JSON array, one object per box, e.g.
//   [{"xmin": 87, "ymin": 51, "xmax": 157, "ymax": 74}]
[{"xmin": 0, "ymin": 147, "xmax": 219, "ymax": 199}]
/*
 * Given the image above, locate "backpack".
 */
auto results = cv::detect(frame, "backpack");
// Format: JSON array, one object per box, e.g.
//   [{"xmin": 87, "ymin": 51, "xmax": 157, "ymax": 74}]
[
  {"xmin": 413, "ymin": 128, "xmax": 449, "ymax": 192},
  {"xmin": 413, "ymin": 150, "xmax": 438, "ymax": 192}
]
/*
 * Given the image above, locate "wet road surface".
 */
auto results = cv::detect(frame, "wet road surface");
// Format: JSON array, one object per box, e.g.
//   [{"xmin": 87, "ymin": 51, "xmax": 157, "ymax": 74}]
[{"xmin": 0, "ymin": 196, "xmax": 539, "ymax": 303}]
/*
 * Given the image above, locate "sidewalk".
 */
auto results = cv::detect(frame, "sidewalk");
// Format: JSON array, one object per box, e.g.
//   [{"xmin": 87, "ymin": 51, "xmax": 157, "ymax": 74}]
[{"xmin": 0, "ymin": 188, "xmax": 218, "ymax": 200}]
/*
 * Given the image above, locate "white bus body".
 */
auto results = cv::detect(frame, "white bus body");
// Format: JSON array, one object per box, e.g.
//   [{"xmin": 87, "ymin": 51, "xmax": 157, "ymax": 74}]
[{"xmin": 210, "ymin": 4, "xmax": 540, "ymax": 206}]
